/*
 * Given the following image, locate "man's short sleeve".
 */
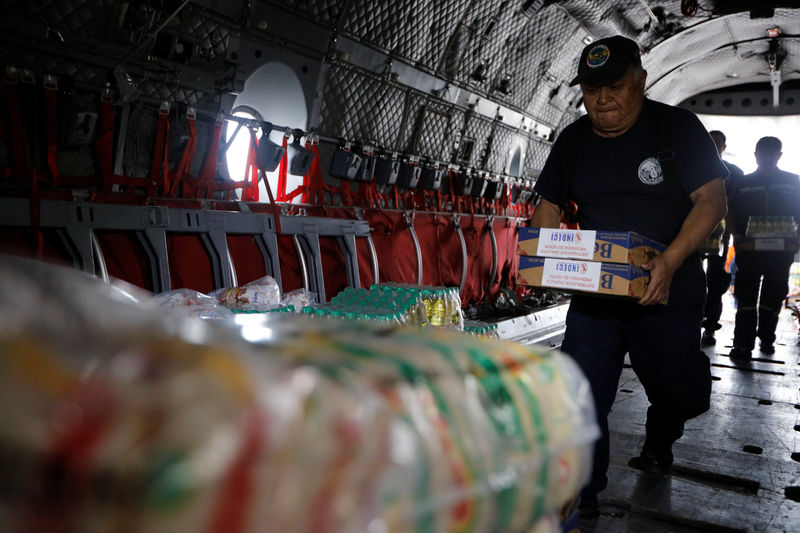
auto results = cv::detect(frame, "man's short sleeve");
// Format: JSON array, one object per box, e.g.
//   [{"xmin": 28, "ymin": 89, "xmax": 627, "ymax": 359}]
[
  {"xmin": 533, "ymin": 123, "xmax": 577, "ymax": 205},
  {"xmin": 670, "ymin": 108, "xmax": 729, "ymax": 194}
]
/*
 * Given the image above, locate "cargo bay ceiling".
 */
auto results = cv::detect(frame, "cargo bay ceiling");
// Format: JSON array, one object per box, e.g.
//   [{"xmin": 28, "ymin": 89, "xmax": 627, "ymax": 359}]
[{"xmin": 0, "ymin": 0, "xmax": 798, "ymax": 179}]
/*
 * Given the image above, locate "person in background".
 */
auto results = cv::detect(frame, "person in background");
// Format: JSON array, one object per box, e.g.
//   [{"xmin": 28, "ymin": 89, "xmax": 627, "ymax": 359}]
[
  {"xmin": 700, "ymin": 131, "xmax": 744, "ymax": 345},
  {"xmin": 530, "ymin": 35, "xmax": 727, "ymax": 520},
  {"xmin": 726, "ymin": 136, "xmax": 800, "ymax": 359}
]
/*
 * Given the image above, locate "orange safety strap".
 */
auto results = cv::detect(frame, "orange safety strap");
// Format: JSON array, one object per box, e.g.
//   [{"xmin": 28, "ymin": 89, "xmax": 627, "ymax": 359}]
[
  {"xmin": 276, "ymin": 130, "xmax": 289, "ymax": 201},
  {"xmin": 150, "ymin": 101, "xmax": 170, "ymax": 195}
]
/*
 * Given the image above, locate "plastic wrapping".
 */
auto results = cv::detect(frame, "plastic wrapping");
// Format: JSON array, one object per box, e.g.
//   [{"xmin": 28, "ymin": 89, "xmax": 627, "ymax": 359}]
[
  {"xmin": 0, "ymin": 256, "xmax": 598, "ymax": 533},
  {"xmin": 150, "ymin": 288, "xmax": 235, "ymax": 319},
  {"xmin": 281, "ymin": 288, "xmax": 317, "ymax": 311},
  {"xmin": 210, "ymin": 275, "xmax": 282, "ymax": 311}
]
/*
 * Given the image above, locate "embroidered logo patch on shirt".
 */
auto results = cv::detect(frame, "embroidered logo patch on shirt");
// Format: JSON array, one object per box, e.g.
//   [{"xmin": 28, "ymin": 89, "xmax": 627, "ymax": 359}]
[
  {"xmin": 586, "ymin": 45, "xmax": 610, "ymax": 69},
  {"xmin": 638, "ymin": 157, "xmax": 664, "ymax": 185}
]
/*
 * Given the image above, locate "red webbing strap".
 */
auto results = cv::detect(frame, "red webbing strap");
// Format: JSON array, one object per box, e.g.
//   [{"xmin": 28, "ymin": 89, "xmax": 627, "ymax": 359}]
[
  {"xmin": 448, "ymin": 170, "xmax": 459, "ymax": 213},
  {"xmin": 307, "ymin": 139, "xmax": 327, "ymax": 205},
  {"xmin": 150, "ymin": 102, "xmax": 170, "ymax": 195},
  {"xmin": 197, "ymin": 114, "xmax": 224, "ymax": 198},
  {"xmin": 97, "ymin": 92, "xmax": 114, "ymax": 185},
  {"xmin": 392, "ymin": 185, "xmax": 400, "ymax": 210},
  {"xmin": 283, "ymin": 136, "xmax": 313, "ymax": 203},
  {"xmin": 413, "ymin": 186, "xmax": 425, "ymax": 211},
  {"xmin": 276, "ymin": 131, "xmax": 289, "ymax": 201},
  {"xmin": 171, "ymin": 108, "xmax": 197, "ymax": 197},
  {"xmin": 300, "ymin": 138, "xmax": 312, "ymax": 203},
  {"xmin": 355, "ymin": 178, "xmax": 372, "ymax": 208},
  {"xmin": 366, "ymin": 180, "xmax": 379, "ymax": 209},
  {"xmin": 43, "ymin": 75, "xmax": 59, "ymax": 185},
  {"xmin": 241, "ymin": 135, "xmax": 259, "ymax": 202},
  {"xmin": 302, "ymin": 137, "xmax": 316, "ymax": 203},
  {"xmin": 341, "ymin": 180, "xmax": 353, "ymax": 206}
]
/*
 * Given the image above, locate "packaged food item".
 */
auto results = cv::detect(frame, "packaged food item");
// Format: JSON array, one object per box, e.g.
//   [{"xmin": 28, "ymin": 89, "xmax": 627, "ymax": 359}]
[
  {"xmin": 281, "ymin": 288, "xmax": 316, "ymax": 311},
  {"xmin": 518, "ymin": 227, "xmax": 665, "ymax": 266},
  {"xmin": 211, "ymin": 275, "xmax": 282, "ymax": 311},
  {"xmin": 0, "ymin": 256, "xmax": 597, "ymax": 533},
  {"xmin": 517, "ymin": 255, "xmax": 662, "ymax": 302}
]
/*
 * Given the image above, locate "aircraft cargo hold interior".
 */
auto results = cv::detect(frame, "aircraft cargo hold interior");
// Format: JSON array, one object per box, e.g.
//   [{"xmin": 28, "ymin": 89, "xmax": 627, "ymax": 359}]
[{"xmin": 1, "ymin": 1, "xmax": 799, "ymax": 532}]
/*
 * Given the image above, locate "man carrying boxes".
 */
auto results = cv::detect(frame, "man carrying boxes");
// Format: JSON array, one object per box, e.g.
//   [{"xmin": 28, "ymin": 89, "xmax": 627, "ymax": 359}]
[
  {"xmin": 726, "ymin": 136, "xmax": 800, "ymax": 360},
  {"xmin": 525, "ymin": 35, "xmax": 729, "ymax": 520}
]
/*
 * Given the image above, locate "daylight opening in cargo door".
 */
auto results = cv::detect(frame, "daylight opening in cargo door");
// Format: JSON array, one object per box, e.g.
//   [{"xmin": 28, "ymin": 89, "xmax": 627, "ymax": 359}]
[
  {"xmin": 225, "ymin": 62, "xmax": 309, "ymax": 203},
  {"xmin": 697, "ymin": 114, "xmax": 800, "ymax": 175}
]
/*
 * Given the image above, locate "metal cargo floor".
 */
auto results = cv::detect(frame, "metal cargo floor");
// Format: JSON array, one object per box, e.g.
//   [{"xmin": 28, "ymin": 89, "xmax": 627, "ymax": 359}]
[{"xmin": 579, "ymin": 293, "xmax": 800, "ymax": 533}]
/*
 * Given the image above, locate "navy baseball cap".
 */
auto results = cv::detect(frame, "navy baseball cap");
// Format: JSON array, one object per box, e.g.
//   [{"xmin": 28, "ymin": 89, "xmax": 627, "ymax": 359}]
[{"xmin": 569, "ymin": 36, "xmax": 642, "ymax": 87}]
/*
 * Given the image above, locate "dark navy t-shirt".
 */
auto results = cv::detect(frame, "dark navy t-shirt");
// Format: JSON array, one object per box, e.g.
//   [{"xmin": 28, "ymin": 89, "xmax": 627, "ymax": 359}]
[{"xmin": 534, "ymin": 99, "xmax": 727, "ymax": 246}]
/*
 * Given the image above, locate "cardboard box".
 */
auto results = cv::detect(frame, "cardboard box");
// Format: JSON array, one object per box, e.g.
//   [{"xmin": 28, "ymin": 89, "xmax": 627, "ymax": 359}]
[
  {"xmin": 517, "ymin": 228, "xmax": 665, "ymax": 266},
  {"xmin": 517, "ymin": 256, "xmax": 652, "ymax": 300}
]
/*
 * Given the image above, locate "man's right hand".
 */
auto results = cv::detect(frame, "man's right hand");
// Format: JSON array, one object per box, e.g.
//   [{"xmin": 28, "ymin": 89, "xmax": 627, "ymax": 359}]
[{"xmin": 529, "ymin": 197, "xmax": 562, "ymax": 228}]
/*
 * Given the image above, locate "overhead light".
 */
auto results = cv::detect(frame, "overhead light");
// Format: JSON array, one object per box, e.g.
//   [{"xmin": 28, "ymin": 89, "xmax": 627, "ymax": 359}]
[
  {"xmin": 726, "ymin": 72, "xmax": 739, "ymax": 78},
  {"xmin": 767, "ymin": 27, "xmax": 781, "ymax": 38}
]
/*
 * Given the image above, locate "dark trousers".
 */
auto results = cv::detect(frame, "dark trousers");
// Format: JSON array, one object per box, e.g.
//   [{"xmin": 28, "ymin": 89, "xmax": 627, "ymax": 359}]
[
  {"xmin": 560, "ymin": 262, "xmax": 711, "ymax": 499},
  {"xmin": 702, "ymin": 253, "xmax": 731, "ymax": 331},
  {"xmin": 732, "ymin": 251, "xmax": 794, "ymax": 348}
]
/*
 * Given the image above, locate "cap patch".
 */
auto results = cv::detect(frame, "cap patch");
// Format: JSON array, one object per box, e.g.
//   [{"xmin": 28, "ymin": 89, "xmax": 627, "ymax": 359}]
[{"xmin": 586, "ymin": 44, "xmax": 610, "ymax": 69}]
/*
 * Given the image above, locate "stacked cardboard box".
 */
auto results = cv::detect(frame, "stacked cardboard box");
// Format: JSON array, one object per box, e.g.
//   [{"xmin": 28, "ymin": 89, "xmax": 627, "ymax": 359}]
[{"xmin": 516, "ymin": 228, "xmax": 666, "ymax": 300}]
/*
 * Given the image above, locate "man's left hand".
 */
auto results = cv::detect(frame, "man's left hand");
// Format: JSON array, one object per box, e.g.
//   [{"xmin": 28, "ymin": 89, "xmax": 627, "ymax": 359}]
[{"xmin": 639, "ymin": 253, "xmax": 678, "ymax": 305}]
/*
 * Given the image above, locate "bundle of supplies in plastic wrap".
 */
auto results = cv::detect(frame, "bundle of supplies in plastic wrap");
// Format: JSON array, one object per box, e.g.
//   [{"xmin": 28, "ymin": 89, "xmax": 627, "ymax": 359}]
[
  {"xmin": 153, "ymin": 278, "xmax": 315, "ymax": 316},
  {"xmin": 319, "ymin": 283, "xmax": 464, "ymax": 329},
  {"xmin": 209, "ymin": 275, "xmax": 283, "ymax": 311},
  {"xmin": 149, "ymin": 287, "xmax": 235, "ymax": 319},
  {"xmin": 0, "ymin": 255, "xmax": 598, "ymax": 533}
]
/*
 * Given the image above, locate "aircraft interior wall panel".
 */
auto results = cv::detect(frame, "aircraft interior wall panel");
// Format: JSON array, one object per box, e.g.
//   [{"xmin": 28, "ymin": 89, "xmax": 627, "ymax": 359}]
[
  {"xmin": 523, "ymin": 136, "xmax": 550, "ymax": 178},
  {"xmin": 341, "ymin": 0, "xmax": 448, "ymax": 70},
  {"xmin": 264, "ymin": 0, "xmax": 342, "ymax": 26},
  {"xmin": 318, "ymin": 63, "xmax": 408, "ymax": 149},
  {"xmin": 452, "ymin": 6, "xmax": 530, "ymax": 92},
  {"xmin": 462, "ymin": 115, "xmax": 494, "ymax": 169},
  {"xmin": 3, "ymin": 0, "xmax": 117, "ymax": 38},
  {"xmin": 485, "ymin": 125, "xmax": 514, "ymax": 175},
  {"xmin": 497, "ymin": 7, "xmax": 575, "ymax": 113},
  {"xmin": 414, "ymin": 103, "xmax": 460, "ymax": 162}
]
